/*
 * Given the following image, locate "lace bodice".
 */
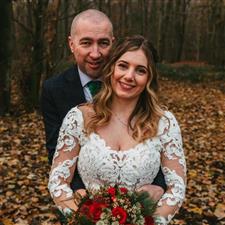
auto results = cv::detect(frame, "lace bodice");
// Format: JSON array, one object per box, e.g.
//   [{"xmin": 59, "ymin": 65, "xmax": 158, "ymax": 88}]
[
  {"xmin": 48, "ymin": 107, "xmax": 186, "ymax": 224},
  {"xmin": 78, "ymin": 132, "xmax": 161, "ymax": 190}
]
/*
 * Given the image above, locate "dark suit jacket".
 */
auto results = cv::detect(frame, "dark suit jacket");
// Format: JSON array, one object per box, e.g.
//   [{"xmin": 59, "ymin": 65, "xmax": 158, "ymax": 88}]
[
  {"xmin": 41, "ymin": 65, "xmax": 85, "ymax": 190},
  {"xmin": 41, "ymin": 64, "xmax": 166, "ymax": 192}
]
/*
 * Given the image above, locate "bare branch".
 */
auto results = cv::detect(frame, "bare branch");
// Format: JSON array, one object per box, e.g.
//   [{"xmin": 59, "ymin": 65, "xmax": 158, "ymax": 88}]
[{"xmin": 12, "ymin": 15, "xmax": 33, "ymax": 35}]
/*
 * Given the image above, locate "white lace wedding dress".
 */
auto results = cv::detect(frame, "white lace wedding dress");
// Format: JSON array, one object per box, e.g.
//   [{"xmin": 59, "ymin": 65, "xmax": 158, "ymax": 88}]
[{"xmin": 48, "ymin": 106, "xmax": 186, "ymax": 225}]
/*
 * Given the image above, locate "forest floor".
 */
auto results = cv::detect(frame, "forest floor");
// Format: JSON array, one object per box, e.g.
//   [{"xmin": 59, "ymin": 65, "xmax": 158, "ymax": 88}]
[{"xmin": 0, "ymin": 76, "xmax": 225, "ymax": 225}]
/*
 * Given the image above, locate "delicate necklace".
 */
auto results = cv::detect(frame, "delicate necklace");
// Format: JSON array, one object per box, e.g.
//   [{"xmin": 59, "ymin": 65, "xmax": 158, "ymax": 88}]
[{"xmin": 112, "ymin": 112, "xmax": 128, "ymax": 127}]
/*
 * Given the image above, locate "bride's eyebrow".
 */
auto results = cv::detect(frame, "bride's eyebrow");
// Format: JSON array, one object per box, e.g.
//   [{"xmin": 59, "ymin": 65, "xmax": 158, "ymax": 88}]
[
  {"xmin": 137, "ymin": 64, "xmax": 148, "ymax": 69},
  {"xmin": 116, "ymin": 60, "xmax": 128, "ymax": 64},
  {"xmin": 117, "ymin": 60, "xmax": 147, "ymax": 69}
]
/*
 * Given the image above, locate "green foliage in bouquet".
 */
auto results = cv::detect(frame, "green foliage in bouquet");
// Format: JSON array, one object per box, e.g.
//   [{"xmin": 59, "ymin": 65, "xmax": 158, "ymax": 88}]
[{"xmin": 132, "ymin": 191, "xmax": 157, "ymax": 217}]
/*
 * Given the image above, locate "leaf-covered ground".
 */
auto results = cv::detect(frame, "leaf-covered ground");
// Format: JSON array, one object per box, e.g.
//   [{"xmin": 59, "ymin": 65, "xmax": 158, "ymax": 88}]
[{"xmin": 0, "ymin": 78, "xmax": 225, "ymax": 225}]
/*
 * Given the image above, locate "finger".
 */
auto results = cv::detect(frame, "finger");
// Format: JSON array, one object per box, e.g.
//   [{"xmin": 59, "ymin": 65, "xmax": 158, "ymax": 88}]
[
  {"xmin": 136, "ymin": 188, "xmax": 147, "ymax": 193},
  {"xmin": 74, "ymin": 189, "xmax": 87, "ymax": 205},
  {"xmin": 76, "ymin": 189, "xmax": 87, "ymax": 197},
  {"xmin": 136, "ymin": 185, "xmax": 148, "ymax": 192}
]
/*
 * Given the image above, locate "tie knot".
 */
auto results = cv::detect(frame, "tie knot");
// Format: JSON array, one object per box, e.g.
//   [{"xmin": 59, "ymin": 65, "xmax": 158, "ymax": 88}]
[{"xmin": 86, "ymin": 80, "xmax": 102, "ymax": 97}]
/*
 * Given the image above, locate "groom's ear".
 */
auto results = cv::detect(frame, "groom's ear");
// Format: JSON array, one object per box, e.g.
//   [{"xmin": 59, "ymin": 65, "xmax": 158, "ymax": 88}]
[{"xmin": 68, "ymin": 36, "xmax": 74, "ymax": 53}]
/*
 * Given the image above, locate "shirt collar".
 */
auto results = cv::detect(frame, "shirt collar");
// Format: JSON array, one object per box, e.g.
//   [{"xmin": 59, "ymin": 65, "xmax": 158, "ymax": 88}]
[
  {"xmin": 78, "ymin": 67, "xmax": 92, "ymax": 87},
  {"xmin": 78, "ymin": 67, "xmax": 102, "ymax": 87}
]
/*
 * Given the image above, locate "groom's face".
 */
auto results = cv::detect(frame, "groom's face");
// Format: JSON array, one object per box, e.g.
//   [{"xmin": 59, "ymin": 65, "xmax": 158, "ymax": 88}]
[{"xmin": 69, "ymin": 19, "xmax": 114, "ymax": 79}]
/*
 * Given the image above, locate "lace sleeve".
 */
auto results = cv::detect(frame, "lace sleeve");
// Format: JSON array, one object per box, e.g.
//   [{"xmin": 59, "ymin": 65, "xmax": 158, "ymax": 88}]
[
  {"xmin": 155, "ymin": 111, "xmax": 186, "ymax": 225},
  {"xmin": 48, "ymin": 107, "xmax": 84, "ymax": 215}
]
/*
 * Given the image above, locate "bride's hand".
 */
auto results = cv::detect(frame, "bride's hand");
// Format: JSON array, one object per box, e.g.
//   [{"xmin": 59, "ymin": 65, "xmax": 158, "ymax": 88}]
[
  {"xmin": 74, "ymin": 188, "xmax": 87, "ymax": 205},
  {"xmin": 136, "ymin": 184, "xmax": 164, "ymax": 201},
  {"xmin": 61, "ymin": 189, "xmax": 87, "ymax": 213}
]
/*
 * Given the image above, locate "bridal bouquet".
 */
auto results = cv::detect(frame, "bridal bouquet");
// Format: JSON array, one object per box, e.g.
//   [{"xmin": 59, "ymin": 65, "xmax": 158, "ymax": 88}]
[{"xmin": 67, "ymin": 185, "xmax": 157, "ymax": 225}]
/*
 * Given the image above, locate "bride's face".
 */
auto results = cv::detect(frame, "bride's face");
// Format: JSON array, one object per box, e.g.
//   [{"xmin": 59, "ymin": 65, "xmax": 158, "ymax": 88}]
[{"xmin": 111, "ymin": 49, "xmax": 149, "ymax": 101}]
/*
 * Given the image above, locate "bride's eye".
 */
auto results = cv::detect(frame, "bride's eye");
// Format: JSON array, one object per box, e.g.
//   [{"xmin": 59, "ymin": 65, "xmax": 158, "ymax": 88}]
[
  {"xmin": 117, "ymin": 63, "xmax": 127, "ymax": 70},
  {"xmin": 136, "ymin": 67, "xmax": 147, "ymax": 75}
]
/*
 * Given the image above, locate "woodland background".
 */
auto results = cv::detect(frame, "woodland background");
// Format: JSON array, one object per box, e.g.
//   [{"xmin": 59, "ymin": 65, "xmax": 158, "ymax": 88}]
[{"xmin": 0, "ymin": 0, "xmax": 225, "ymax": 224}]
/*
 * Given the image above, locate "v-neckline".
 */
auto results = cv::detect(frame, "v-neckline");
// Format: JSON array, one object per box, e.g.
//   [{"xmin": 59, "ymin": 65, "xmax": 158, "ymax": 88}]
[
  {"xmin": 76, "ymin": 106, "xmax": 147, "ymax": 153},
  {"xmin": 90, "ymin": 132, "xmax": 145, "ymax": 153}
]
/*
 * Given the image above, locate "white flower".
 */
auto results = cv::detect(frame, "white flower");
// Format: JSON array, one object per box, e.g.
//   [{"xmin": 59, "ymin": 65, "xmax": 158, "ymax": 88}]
[
  {"xmin": 96, "ymin": 220, "xmax": 108, "ymax": 225},
  {"xmin": 111, "ymin": 222, "xmax": 120, "ymax": 225}
]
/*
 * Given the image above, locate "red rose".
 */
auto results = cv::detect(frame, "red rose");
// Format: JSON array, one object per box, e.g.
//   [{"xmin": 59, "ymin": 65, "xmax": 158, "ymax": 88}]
[
  {"xmin": 108, "ymin": 187, "xmax": 116, "ymax": 196},
  {"xmin": 89, "ymin": 202, "xmax": 107, "ymax": 221},
  {"xmin": 79, "ymin": 199, "xmax": 93, "ymax": 217},
  {"xmin": 112, "ymin": 207, "xmax": 127, "ymax": 224},
  {"xmin": 119, "ymin": 187, "xmax": 128, "ymax": 194},
  {"xmin": 145, "ymin": 216, "xmax": 154, "ymax": 225}
]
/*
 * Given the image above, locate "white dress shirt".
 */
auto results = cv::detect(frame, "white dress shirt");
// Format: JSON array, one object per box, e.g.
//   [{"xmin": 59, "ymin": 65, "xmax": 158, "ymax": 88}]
[{"xmin": 78, "ymin": 68, "xmax": 93, "ymax": 102}]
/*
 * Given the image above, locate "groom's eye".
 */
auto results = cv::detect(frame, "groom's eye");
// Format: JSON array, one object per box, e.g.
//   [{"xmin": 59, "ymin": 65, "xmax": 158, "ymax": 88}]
[
  {"xmin": 99, "ymin": 40, "xmax": 110, "ymax": 48},
  {"xmin": 80, "ymin": 39, "xmax": 92, "ymax": 47},
  {"xmin": 81, "ymin": 42, "xmax": 91, "ymax": 46}
]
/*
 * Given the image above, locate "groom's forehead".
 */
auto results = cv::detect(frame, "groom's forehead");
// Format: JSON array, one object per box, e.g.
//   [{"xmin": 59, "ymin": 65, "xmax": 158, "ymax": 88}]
[{"xmin": 74, "ymin": 20, "xmax": 113, "ymax": 38}]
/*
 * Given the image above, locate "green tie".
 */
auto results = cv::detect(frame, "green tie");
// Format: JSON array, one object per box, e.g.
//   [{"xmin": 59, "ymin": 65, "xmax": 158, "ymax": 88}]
[{"xmin": 86, "ymin": 80, "xmax": 102, "ymax": 97}]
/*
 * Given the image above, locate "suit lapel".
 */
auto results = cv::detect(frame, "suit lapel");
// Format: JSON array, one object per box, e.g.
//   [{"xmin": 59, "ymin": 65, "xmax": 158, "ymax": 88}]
[{"xmin": 64, "ymin": 64, "xmax": 86, "ymax": 104}]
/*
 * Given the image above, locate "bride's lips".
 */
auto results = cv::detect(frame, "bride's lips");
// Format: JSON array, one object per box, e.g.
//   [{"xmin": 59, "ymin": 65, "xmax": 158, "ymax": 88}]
[{"xmin": 119, "ymin": 81, "xmax": 135, "ymax": 90}]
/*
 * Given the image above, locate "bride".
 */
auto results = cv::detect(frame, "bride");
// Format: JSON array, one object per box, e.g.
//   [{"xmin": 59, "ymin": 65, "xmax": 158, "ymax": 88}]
[{"xmin": 48, "ymin": 35, "xmax": 186, "ymax": 225}]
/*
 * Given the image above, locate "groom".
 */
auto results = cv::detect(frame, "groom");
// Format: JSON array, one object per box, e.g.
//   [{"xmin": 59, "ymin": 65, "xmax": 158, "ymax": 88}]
[{"xmin": 41, "ymin": 9, "xmax": 166, "ymax": 198}]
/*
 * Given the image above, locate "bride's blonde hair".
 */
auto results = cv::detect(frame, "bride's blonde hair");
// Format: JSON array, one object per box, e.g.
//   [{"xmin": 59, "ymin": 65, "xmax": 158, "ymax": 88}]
[{"xmin": 86, "ymin": 35, "xmax": 164, "ymax": 141}]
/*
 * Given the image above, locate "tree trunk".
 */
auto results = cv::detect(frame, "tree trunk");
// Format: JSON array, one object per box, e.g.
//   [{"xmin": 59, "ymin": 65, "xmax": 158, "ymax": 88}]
[
  {"xmin": 142, "ymin": 0, "xmax": 150, "ymax": 37},
  {"xmin": 107, "ymin": 0, "xmax": 111, "ymax": 19},
  {"xmin": 175, "ymin": 0, "xmax": 190, "ymax": 61},
  {"xmin": 30, "ymin": 0, "xmax": 48, "ymax": 109},
  {"xmin": 119, "ymin": 0, "xmax": 128, "ymax": 36},
  {"xmin": 157, "ymin": 0, "xmax": 167, "ymax": 61},
  {"xmin": 44, "ymin": 0, "xmax": 61, "ymax": 78},
  {"xmin": 208, "ymin": 0, "xmax": 224, "ymax": 66},
  {"xmin": 149, "ymin": 0, "xmax": 158, "ymax": 46},
  {"xmin": 63, "ymin": 0, "xmax": 69, "ymax": 58},
  {"xmin": 0, "ymin": 1, "xmax": 12, "ymax": 115}
]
